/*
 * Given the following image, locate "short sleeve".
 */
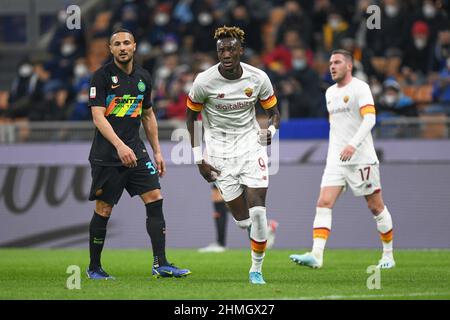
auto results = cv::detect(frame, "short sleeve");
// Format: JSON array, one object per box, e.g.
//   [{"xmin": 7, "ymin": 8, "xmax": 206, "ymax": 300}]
[
  {"xmin": 357, "ymin": 82, "xmax": 376, "ymax": 116},
  {"xmin": 88, "ymin": 70, "xmax": 107, "ymax": 108},
  {"xmin": 187, "ymin": 77, "xmax": 206, "ymax": 112},
  {"xmin": 258, "ymin": 72, "xmax": 277, "ymax": 110},
  {"xmin": 142, "ymin": 72, "xmax": 153, "ymax": 110}
]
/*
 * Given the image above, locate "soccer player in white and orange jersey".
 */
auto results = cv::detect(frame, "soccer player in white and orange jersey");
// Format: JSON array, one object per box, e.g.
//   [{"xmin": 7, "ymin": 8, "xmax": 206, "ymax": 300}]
[
  {"xmin": 290, "ymin": 50, "xmax": 395, "ymax": 269},
  {"xmin": 186, "ymin": 26, "xmax": 280, "ymax": 284}
]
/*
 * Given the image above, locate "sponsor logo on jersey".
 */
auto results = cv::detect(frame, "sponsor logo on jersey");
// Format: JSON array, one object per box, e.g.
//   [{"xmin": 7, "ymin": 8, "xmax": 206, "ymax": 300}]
[
  {"xmin": 244, "ymin": 87, "xmax": 253, "ymax": 97},
  {"xmin": 105, "ymin": 94, "xmax": 144, "ymax": 117},
  {"xmin": 215, "ymin": 100, "xmax": 253, "ymax": 111},
  {"xmin": 329, "ymin": 106, "xmax": 351, "ymax": 115}
]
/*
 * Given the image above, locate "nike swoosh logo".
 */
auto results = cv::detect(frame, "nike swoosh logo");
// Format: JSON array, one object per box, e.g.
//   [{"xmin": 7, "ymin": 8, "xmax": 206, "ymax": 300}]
[
  {"xmin": 163, "ymin": 271, "xmax": 173, "ymax": 275},
  {"xmin": 111, "ymin": 84, "xmax": 120, "ymax": 89}
]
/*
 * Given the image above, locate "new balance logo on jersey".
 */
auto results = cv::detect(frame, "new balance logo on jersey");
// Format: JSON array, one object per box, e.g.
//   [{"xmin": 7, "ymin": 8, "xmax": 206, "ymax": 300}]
[{"xmin": 216, "ymin": 93, "xmax": 225, "ymax": 98}]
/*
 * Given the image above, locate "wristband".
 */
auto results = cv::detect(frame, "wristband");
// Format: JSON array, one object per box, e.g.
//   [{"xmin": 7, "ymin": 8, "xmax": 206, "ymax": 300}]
[
  {"xmin": 268, "ymin": 125, "xmax": 276, "ymax": 138},
  {"xmin": 192, "ymin": 146, "xmax": 203, "ymax": 164}
]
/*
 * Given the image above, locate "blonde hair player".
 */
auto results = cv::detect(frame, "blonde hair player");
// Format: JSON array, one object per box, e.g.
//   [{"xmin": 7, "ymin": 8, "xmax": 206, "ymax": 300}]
[
  {"xmin": 186, "ymin": 26, "xmax": 280, "ymax": 284},
  {"xmin": 290, "ymin": 49, "xmax": 395, "ymax": 269}
]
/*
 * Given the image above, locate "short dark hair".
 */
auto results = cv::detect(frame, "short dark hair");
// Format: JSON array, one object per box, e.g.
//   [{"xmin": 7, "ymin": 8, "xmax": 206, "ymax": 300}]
[
  {"xmin": 110, "ymin": 28, "xmax": 135, "ymax": 43},
  {"xmin": 331, "ymin": 49, "xmax": 353, "ymax": 63}
]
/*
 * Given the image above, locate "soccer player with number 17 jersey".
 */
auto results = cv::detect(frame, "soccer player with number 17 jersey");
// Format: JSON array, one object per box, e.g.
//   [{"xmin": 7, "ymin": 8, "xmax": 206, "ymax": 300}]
[{"xmin": 290, "ymin": 50, "xmax": 395, "ymax": 270}]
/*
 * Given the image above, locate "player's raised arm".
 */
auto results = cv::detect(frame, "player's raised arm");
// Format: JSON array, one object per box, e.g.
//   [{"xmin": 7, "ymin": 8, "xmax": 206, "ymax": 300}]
[{"xmin": 91, "ymin": 106, "xmax": 137, "ymax": 167}]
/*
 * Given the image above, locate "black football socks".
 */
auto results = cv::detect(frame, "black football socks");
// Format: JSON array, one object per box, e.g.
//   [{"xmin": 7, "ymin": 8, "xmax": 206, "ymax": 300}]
[
  {"xmin": 145, "ymin": 199, "xmax": 168, "ymax": 267},
  {"xmin": 89, "ymin": 211, "xmax": 109, "ymax": 270},
  {"xmin": 214, "ymin": 201, "xmax": 228, "ymax": 247}
]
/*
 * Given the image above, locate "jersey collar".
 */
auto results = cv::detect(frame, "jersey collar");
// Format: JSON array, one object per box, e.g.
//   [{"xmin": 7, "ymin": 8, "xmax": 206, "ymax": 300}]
[{"xmin": 111, "ymin": 59, "xmax": 136, "ymax": 76}]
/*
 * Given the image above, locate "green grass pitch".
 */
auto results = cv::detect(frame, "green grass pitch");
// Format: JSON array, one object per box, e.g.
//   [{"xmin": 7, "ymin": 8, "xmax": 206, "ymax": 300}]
[{"xmin": 1, "ymin": 248, "xmax": 449, "ymax": 300}]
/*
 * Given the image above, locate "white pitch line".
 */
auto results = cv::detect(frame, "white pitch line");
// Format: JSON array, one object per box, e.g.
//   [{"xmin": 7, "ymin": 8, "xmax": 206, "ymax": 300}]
[{"xmin": 265, "ymin": 292, "xmax": 450, "ymax": 300}]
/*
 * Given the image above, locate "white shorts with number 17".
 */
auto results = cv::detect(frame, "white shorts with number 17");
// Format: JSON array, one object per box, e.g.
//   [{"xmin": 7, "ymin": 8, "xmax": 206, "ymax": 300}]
[
  {"xmin": 209, "ymin": 147, "xmax": 269, "ymax": 202},
  {"xmin": 320, "ymin": 163, "xmax": 381, "ymax": 196}
]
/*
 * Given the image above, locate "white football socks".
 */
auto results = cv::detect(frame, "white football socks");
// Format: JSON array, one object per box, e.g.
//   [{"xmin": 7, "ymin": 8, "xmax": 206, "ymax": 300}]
[
  {"xmin": 374, "ymin": 206, "xmax": 394, "ymax": 259},
  {"xmin": 249, "ymin": 206, "xmax": 268, "ymax": 273},
  {"xmin": 312, "ymin": 207, "xmax": 332, "ymax": 261}
]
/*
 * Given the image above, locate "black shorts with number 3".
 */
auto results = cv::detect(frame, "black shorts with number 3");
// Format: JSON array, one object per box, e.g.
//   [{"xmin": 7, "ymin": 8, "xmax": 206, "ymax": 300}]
[{"xmin": 88, "ymin": 156, "xmax": 161, "ymax": 205}]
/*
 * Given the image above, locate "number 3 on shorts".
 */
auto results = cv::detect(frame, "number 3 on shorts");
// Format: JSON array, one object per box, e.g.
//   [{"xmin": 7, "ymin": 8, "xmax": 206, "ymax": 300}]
[{"xmin": 146, "ymin": 161, "xmax": 157, "ymax": 175}]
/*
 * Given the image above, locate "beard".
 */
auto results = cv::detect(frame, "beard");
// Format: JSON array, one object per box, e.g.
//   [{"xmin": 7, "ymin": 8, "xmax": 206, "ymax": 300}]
[{"xmin": 116, "ymin": 54, "xmax": 133, "ymax": 64}]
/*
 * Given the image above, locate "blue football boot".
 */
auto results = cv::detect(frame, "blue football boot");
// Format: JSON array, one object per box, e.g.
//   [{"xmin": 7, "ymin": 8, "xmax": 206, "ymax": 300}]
[
  {"xmin": 86, "ymin": 266, "xmax": 115, "ymax": 280},
  {"xmin": 152, "ymin": 264, "xmax": 192, "ymax": 278}
]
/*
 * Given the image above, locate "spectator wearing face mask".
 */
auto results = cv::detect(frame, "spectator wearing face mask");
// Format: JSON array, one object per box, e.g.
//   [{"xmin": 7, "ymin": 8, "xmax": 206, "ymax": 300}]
[
  {"xmin": 144, "ymin": 3, "xmax": 176, "ymax": 47},
  {"xmin": 322, "ymin": 9, "xmax": 350, "ymax": 51},
  {"xmin": 366, "ymin": 0, "xmax": 408, "ymax": 56},
  {"xmin": 288, "ymin": 47, "xmax": 326, "ymax": 118},
  {"xmin": 48, "ymin": 6, "xmax": 86, "ymax": 58},
  {"xmin": 7, "ymin": 60, "xmax": 36, "ymax": 119},
  {"xmin": 46, "ymin": 35, "xmax": 82, "ymax": 83},
  {"xmin": 229, "ymin": 4, "xmax": 264, "ymax": 53},
  {"xmin": 72, "ymin": 58, "xmax": 91, "ymax": 86},
  {"xmin": 431, "ymin": 28, "xmax": 450, "ymax": 72},
  {"xmin": 67, "ymin": 59, "xmax": 92, "ymax": 121},
  {"xmin": 377, "ymin": 79, "xmax": 417, "ymax": 117},
  {"xmin": 191, "ymin": 5, "xmax": 218, "ymax": 53},
  {"xmin": 109, "ymin": 0, "xmax": 151, "ymax": 40},
  {"xmin": 402, "ymin": 21, "xmax": 433, "ymax": 82},
  {"xmin": 430, "ymin": 56, "xmax": 450, "ymax": 114},
  {"xmin": 69, "ymin": 80, "xmax": 91, "ymax": 121},
  {"xmin": 7, "ymin": 60, "xmax": 49, "ymax": 120},
  {"xmin": 414, "ymin": 0, "xmax": 449, "ymax": 45}
]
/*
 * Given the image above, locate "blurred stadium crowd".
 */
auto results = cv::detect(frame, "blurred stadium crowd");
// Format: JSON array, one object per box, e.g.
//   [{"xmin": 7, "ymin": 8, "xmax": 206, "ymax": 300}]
[{"xmin": 0, "ymin": 0, "xmax": 449, "ymax": 127}]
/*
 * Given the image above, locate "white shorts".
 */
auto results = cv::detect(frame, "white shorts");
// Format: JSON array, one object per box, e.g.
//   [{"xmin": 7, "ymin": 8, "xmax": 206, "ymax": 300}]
[
  {"xmin": 209, "ymin": 147, "xmax": 269, "ymax": 202},
  {"xmin": 320, "ymin": 163, "xmax": 381, "ymax": 197}
]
